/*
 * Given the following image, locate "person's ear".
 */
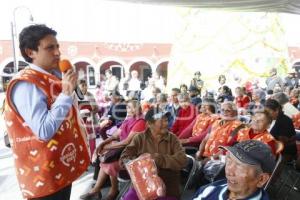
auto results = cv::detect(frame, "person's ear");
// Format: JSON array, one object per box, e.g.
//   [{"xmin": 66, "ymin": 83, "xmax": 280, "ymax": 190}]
[
  {"xmin": 25, "ymin": 48, "xmax": 35, "ymax": 60},
  {"xmin": 257, "ymin": 173, "xmax": 270, "ymax": 188}
]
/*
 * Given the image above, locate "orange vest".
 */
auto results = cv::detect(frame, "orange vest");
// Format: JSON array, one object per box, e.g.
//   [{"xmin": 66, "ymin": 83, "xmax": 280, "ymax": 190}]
[
  {"xmin": 237, "ymin": 128, "xmax": 276, "ymax": 153},
  {"xmin": 4, "ymin": 68, "xmax": 90, "ymax": 199},
  {"xmin": 192, "ymin": 114, "xmax": 219, "ymax": 136},
  {"xmin": 203, "ymin": 119, "xmax": 242, "ymax": 157},
  {"xmin": 292, "ymin": 112, "xmax": 300, "ymax": 129}
]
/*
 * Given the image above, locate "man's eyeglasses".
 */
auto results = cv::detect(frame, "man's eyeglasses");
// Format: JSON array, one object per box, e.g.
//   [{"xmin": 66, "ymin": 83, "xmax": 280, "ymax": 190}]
[{"xmin": 221, "ymin": 109, "xmax": 232, "ymax": 113}]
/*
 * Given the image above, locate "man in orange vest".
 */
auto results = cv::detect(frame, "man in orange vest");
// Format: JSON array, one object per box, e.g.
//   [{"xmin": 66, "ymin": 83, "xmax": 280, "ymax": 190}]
[{"xmin": 4, "ymin": 24, "xmax": 90, "ymax": 200}]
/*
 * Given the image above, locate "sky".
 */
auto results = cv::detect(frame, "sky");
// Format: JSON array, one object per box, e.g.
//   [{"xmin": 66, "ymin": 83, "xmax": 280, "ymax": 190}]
[{"xmin": 0, "ymin": 0, "xmax": 300, "ymax": 45}]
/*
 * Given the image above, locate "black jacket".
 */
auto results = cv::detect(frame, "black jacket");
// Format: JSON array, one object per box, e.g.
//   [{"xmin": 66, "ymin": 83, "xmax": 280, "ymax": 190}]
[{"xmin": 270, "ymin": 112, "xmax": 297, "ymax": 156}]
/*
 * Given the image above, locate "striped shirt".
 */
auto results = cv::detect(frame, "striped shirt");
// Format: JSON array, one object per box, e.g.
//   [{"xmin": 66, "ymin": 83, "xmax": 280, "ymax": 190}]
[{"xmin": 192, "ymin": 179, "xmax": 269, "ymax": 200}]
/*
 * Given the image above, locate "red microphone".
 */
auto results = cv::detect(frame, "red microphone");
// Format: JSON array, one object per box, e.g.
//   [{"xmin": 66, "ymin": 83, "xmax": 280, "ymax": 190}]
[
  {"xmin": 59, "ymin": 59, "xmax": 84, "ymax": 100},
  {"xmin": 59, "ymin": 59, "xmax": 73, "ymax": 73}
]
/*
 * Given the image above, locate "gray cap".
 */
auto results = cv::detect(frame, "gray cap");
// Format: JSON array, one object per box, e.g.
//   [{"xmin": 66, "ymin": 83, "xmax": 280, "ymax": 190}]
[{"xmin": 220, "ymin": 140, "xmax": 276, "ymax": 174}]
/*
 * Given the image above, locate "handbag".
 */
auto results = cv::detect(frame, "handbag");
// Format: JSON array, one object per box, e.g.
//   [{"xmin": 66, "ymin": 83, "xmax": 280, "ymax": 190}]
[{"xmin": 100, "ymin": 147, "xmax": 124, "ymax": 163}]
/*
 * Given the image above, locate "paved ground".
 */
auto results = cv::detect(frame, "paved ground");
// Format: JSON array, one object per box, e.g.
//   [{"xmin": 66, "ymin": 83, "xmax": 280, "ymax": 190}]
[
  {"xmin": 0, "ymin": 135, "xmax": 99, "ymax": 200},
  {"xmin": 0, "ymin": 134, "xmax": 117, "ymax": 200}
]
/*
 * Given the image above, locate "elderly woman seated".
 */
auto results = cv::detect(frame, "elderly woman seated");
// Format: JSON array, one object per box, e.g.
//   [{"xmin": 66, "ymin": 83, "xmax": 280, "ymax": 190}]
[
  {"xmin": 171, "ymin": 92, "xmax": 197, "ymax": 137},
  {"xmin": 179, "ymin": 98, "xmax": 219, "ymax": 147},
  {"xmin": 120, "ymin": 108, "xmax": 188, "ymax": 200},
  {"xmin": 247, "ymin": 88, "xmax": 266, "ymax": 115},
  {"xmin": 192, "ymin": 140, "xmax": 276, "ymax": 200},
  {"xmin": 196, "ymin": 101, "xmax": 243, "ymax": 160},
  {"xmin": 80, "ymin": 100, "xmax": 145, "ymax": 200},
  {"xmin": 235, "ymin": 110, "xmax": 277, "ymax": 155}
]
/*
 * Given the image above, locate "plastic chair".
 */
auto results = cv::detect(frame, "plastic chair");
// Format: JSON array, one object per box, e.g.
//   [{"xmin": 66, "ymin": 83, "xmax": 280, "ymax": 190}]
[
  {"xmin": 182, "ymin": 154, "xmax": 201, "ymax": 193},
  {"xmin": 282, "ymin": 168, "xmax": 300, "ymax": 200},
  {"xmin": 264, "ymin": 140, "xmax": 284, "ymax": 190},
  {"xmin": 184, "ymin": 146, "xmax": 199, "ymax": 156},
  {"xmin": 264, "ymin": 154, "xmax": 283, "ymax": 190},
  {"xmin": 273, "ymin": 162, "xmax": 300, "ymax": 200}
]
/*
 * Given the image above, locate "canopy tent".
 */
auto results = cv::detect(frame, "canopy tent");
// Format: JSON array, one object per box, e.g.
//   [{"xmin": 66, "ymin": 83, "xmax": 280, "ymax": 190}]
[
  {"xmin": 109, "ymin": 0, "xmax": 300, "ymax": 15},
  {"xmin": 109, "ymin": 0, "xmax": 300, "ymax": 91}
]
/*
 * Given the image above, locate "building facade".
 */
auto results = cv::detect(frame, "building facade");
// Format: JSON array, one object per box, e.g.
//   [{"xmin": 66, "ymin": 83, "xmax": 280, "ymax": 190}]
[{"xmin": 0, "ymin": 40, "xmax": 172, "ymax": 91}]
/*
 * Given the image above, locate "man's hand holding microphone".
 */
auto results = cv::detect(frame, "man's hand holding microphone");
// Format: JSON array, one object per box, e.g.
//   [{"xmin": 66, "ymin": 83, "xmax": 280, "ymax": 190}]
[{"xmin": 59, "ymin": 59, "xmax": 84, "ymax": 99}]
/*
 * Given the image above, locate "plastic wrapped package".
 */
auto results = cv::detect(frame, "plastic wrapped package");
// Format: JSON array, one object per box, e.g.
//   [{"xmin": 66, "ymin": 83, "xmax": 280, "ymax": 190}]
[
  {"xmin": 203, "ymin": 158, "xmax": 225, "ymax": 183},
  {"xmin": 125, "ymin": 153, "xmax": 166, "ymax": 200}
]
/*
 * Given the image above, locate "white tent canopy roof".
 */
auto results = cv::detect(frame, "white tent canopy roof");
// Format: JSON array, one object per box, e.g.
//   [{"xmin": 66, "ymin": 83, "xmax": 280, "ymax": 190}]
[{"xmin": 109, "ymin": 0, "xmax": 300, "ymax": 14}]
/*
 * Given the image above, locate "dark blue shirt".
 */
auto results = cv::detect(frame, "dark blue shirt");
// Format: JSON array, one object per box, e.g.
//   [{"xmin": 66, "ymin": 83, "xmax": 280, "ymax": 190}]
[
  {"xmin": 192, "ymin": 179, "xmax": 270, "ymax": 200},
  {"xmin": 165, "ymin": 104, "xmax": 181, "ymax": 128}
]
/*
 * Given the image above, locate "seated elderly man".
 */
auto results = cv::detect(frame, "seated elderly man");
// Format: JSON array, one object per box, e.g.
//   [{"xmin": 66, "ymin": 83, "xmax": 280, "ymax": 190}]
[
  {"xmin": 120, "ymin": 108, "xmax": 188, "ymax": 200},
  {"xmin": 196, "ymin": 101, "xmax": 243, "ymax": 159},
  {"xmin": 193, "ymin": 140, "xmax": 276, "ymax": 200},
  {"xmin": 235, "ymin": 110, "xmax": 277, "ymax": 155}
]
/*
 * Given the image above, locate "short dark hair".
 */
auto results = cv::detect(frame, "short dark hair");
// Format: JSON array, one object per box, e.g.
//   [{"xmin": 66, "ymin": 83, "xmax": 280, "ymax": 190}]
[
  {"xmin": 171, "ymin": 88, "xmax": 180, "ymax": 93},
  {"xmin": 180, "ymin": 84, "xmax": 188, "ymax": 90},
  {"xmin": 19, "ymin": 24, "xmax": 57, "ymax": 63},
  {"xmin": 194, "ymin": 71, "xmax": 201, "ymax": 76},
  {"xmin": 265, "ymin": 99, "xmax": 282, "ymax": 111},
  {"xmin": 110, "ymin": 90, "xmax": 121, "ymax": 97},
  {"xmin": 153, "ymin": 87, "xmax": 161, "ymax": 93},
  {"xmin": 78, "ymin": 79, "xmax": 87, "ymax": 85},
  {"xmin": 157, "ymin": 93, "xmax": 168, "ymax": 102},
  {"xmin": 218, "ymin": 75, "xmax": 226, "ymax": 82},
  {"xmin": 267, "ymin": 90, "xmax": 273, "ymax": 95}
]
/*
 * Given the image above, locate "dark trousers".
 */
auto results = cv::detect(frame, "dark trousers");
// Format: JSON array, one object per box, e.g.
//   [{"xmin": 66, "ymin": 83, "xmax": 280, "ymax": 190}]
[
  {"xmin": 93, "ymin": 156, "xmax": 101, "ymax": 180},
  {"xmin": 30, "ymin": 184, "xmax": 72, "ymax": 200}
]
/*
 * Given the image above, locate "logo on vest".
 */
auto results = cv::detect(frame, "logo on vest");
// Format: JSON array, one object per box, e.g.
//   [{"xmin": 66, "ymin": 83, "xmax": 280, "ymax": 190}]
[{"xmin": 60, "ymin": 143, "xmax": 76, "ymax": 167}]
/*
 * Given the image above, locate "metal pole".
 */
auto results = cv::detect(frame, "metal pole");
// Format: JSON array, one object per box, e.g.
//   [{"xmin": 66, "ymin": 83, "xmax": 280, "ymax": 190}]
[
  {"xmin": 10, "ymin": 21, "xmax": 17, "ymax": 73},
  {"xmin": 12, "ymin": 6, "xmax": 34, "ymax": 73}
]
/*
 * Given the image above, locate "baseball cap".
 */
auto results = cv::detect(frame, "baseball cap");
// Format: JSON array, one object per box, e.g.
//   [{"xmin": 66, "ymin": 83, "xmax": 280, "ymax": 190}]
[
  {"xmin": 145, "ymin": 108, "xmax": 170, "ymax": 122},
  {"xmin": 110, "ymin": 90, "xmax": 121, "ymax": 97},
  {"xmin": 220, "ymin": 140, "xmax": 276, "ymax": 174}
]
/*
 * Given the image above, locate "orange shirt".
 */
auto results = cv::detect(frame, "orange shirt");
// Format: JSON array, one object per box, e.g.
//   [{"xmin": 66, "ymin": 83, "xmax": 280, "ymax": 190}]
[
  {"xmin": 203, "ymin": 119, "xmax": 242, "ymax": 157},
  {"xmin": 192, "ymin": 114, "xmax": 219, "ymax": 136}
]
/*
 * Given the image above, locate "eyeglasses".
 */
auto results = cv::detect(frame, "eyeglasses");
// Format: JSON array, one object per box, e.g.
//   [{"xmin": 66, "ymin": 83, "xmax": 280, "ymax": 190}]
[{"xmin": 221, "ymin": 109, "xmax": 232, "ymax": 113}]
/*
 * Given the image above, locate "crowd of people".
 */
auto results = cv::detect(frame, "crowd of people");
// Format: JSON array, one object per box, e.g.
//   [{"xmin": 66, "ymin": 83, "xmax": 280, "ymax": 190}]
[
  {"xmin": 78, "ymin": 63, "xmax": 300, "ymax": 199},
  {"xmin": 3, "ymin": 24, "xmax": 300, "ymax": 200}
]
